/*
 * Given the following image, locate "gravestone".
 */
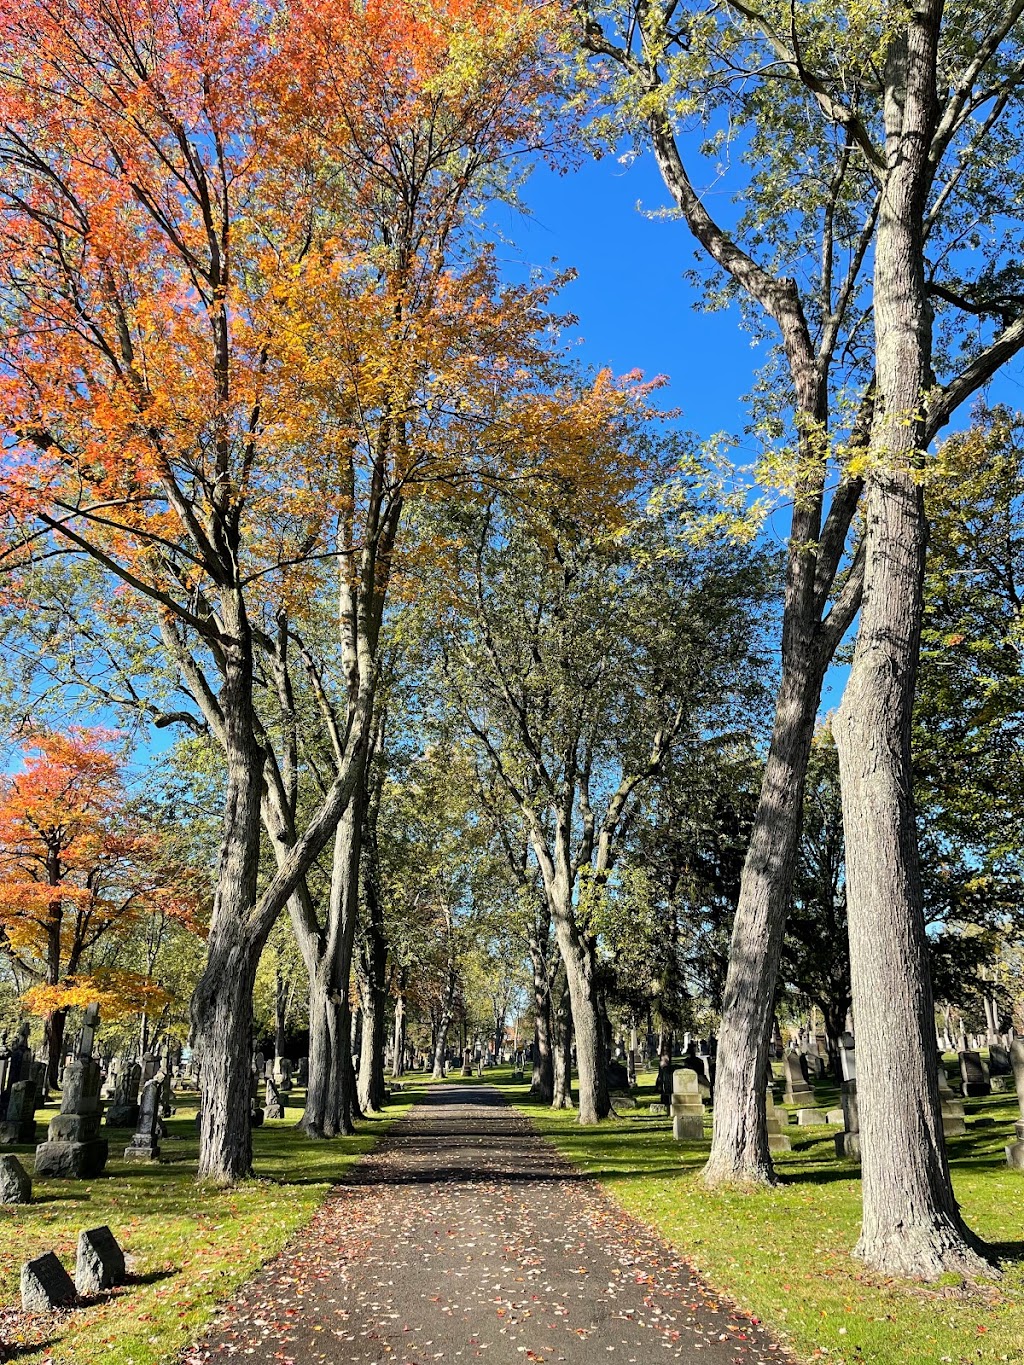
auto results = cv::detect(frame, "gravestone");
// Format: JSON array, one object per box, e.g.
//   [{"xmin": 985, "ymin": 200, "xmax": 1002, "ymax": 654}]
[
  {"xmin": 461, "ymin": 1049, "xmax": 473, "ymax": 1077},
  {"xmin": 160, "ymin": 1069, "xmax": 174, "ymax": 1118},
  {"xmin": 784, "ymin": 1051, "xmax": 813, "ymax": 1105},
  {"xmin": 124, "ymin": 1074, "xmax": 162, "ymax": 1162},
  {"xmin": 75, "ymin": 1226, "xmax": 125, "ymax": 1295},
  {"xmin": 796, "ymin": 1106, "xmax": 829, "ymax": 1125},
  {"xmin": 840, "ymin": 1037, "xmax": 856, "ymax": 1083},
  {"xmin": 296, "ymin": 1057, "xmax": 309, "ymax": 1087},
  {"xmin": 959, "ymin": 1050, "xmax": 991, "ymax": 1098},
  {"xmin": 35, "ymin": 1004, "xmax": 108, "ymax": 1178},
  {"xmin": 835, "ymin": 1080, "xmax": 860, "ymax": 1160},
  {"xmin": 937, "ymin": 1062, "xmax": 967, "ymax": 1137},
  {"xmin": 655, "ymin": 1055, "xmax": 674, "ymax": 1106},
  {"xmin": 1005, "ymin": 1039, "xmax": 1024, "ymax": 1172},
  {"xmin": 264, "ymin": 1077, "xmax": 285, "ymax": 1120},
  {"xmin": 0, "ymin": 1079, "xmax": 39, "ymax": 1145},
  {"xmin": 21, "ymin": 1251, "xmax": 76, "ymax": 1311},
  {"xmin": 0, "ymin": 1153, "xmax": 32, "ymax": 1203},
  {"xmin": 989, "ymin": 1044, "xmax": 1012, "ymax": 1077},
  {"xmin": 104, "ymin": 1062, "xmax": 141, "ymax": 1129},
  {"xmin": 765, "ymin": 1087, "xmax": 791, "ymax": 1152},
  {"xmin": 251, "ymin": 1065, "xmax": 264, "ymax": 1127},
  {"xmin": 276, "ymin": 1058, "xmax": 293, "ymax": 1093},
  {"xmin": 0, "ymin": 1023, "xmax": 32, "ymax": 1119},
  {"xmin": 670, "ymin": 1068, "xmax": 704, "ymax": 1141}
]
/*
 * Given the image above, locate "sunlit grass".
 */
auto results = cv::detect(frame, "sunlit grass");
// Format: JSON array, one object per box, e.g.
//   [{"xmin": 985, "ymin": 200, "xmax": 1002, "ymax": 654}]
[
  {"xmin": 0, "ymin": 1083, "xmax": 420, "ymax": 1364},
  {"xmin": 502, "ymin": 1066, "xmax": 1024, "ymax": 1365}
]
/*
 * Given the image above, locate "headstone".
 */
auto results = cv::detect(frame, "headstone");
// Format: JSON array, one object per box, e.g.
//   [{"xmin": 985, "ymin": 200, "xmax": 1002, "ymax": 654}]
[
  {"xmin": 76, "ymin": 1226, "xmax": 126, "ymax": 1295},
  {"xmin": 160, "ymin": 1069, "xmax": 174, "ymax": 1118},
  {"xmin": 796, "ymin": 1107, "xmax": 829, "ymax": 1125},
  {"xmin": 648, "ymin": 1103, "xmax": 668, "ymax": 1116},
  {"xmin": 254, "ymin": 1052, "xmax": 265, "ymax": 1077},
  {"xmin": 1005, "ymin": 1039, "xmax": 1024, "ymax": 1171},
  {"xmin": 835, "ymin": 1080, "xmax": 860, "ymax": 1160},
  {"xmin": 655, "ymin": 1055, "xmax": 674, "ymax": 1106},
  {"xmin": 670, "ymin": 1068, "xmax": 704, "ymax": 1141},
  {"xmin": 140, "ymin": 1052, "xmax": 159, "ymax": 1087},
  {"xmin": 251, "ymin": 1065, "xmax": 264, "ymax": 1126},
  {"xmin": 765, "ymin": 1087, "xmax": 791, "ymax": 1152},
  {"xmin": 275, "ymin": 1058, "xmax": 293, "ymax": 1093},
  {"xmin": 104, "ymin": 1062, "xmax": 141, "ymax": 1128},
  {"xmin": 989, "ymin": 1044, "xmax": 1012, "ymax": 1077},
  {"xmin": 937, "ymin": 1063, "xmax": 967, "ymax": 1137},
  {"xmin": 461, "ymin": 1048, "xmax": 472, "ymax": 1077},
  {"xmin": 123, "ymin": 1074, "xmax": 162, "ymax": 1162},
  {"xmin": 0, "ymin": 1153, "xmax": 32, "ymax": 1203},
  {"xmin": 264, "ymin": 1077, "xmax": 285, "ymax": 1120},
  {"xmin": 959, "ymin": 1050, "xmax": 991, "ymax": 1098},
  {"xmin": 784, "ymin": 1051, "xmax": 813, "ymax": 1105},
  {"xmin": 0, "ymin": 1079, "xmax": 39, "ymax": 1145},
  {"xmin": 34, "ymin": 1004, "xmax": 108, "ymax": 1178},
  {"xmin": 21, "ymin": 1251, "xmax": 76, "ymax": 1311},
  {"xmin": 296, "ymin": 1057, "xmax": 309, "ymax": 1087},
  {"xmin": 825, "ymin": 1109, "xmax": 844, "ymax": 1125}
]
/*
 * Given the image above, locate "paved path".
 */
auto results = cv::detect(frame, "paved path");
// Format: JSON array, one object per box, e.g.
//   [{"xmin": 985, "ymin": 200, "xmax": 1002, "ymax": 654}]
[{"xmin": 190, "ymin": 1084, "xmax": 789, "ymax": 1364}]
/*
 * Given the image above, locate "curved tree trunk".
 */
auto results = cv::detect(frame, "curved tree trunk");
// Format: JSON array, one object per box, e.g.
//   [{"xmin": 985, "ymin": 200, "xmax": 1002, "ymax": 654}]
[
  {"xmin": 832, "ymin": 5, "xmax": 993, "ymax": 1281},
  {"xmin": 529, "ymin": 929, "xmax": 554, "ymax": 1103},
  {"xmin": 391, "ymin": 991, "xmax": 406, "ymax": 1077},
  {"xmin": 703, "ymin": 657, "xmax": 823, "ymax": 1186}
]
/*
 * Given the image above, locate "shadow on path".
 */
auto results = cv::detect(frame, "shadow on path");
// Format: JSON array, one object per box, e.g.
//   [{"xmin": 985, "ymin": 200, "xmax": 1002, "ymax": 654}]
[{"xmin": 188, "ymin": 1083, "xmax": 792, "ymax": 1364}]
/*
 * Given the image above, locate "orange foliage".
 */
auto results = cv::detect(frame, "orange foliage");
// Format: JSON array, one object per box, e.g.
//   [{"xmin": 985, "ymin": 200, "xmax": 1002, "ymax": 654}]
[
  {"xmin": 0, "ymin": 729, "xmax": 199, "ymax": 1017},
  {"xmin": 0, "ymin": 0, "xmax": 644, "ymax": 625}
]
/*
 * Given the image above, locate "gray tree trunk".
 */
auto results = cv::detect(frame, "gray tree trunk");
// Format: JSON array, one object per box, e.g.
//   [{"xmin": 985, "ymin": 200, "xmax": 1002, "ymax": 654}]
[
  {"xmin": 833, "ymin": 5, "xmax": 994, "ymax": 1281},
  {"xmin": 191, "ymin": 628, "xmax": 266, "ymax": 1182},
  {"xmin": 550, "ymin": 966, "xmax": 574, "ymax": 1110}
]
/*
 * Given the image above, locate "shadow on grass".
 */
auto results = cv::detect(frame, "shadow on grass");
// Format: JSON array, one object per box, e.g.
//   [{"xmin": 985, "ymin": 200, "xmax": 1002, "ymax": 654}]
[{"xmin": 0, "ymin": 1340, "xmax": 57, "ymax": 1361}]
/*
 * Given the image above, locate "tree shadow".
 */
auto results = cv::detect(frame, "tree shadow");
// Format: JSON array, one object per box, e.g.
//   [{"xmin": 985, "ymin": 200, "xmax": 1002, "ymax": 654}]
[{"xmin": 1, "ymin": 1340, "xmax": 57, "ymax": 1361}]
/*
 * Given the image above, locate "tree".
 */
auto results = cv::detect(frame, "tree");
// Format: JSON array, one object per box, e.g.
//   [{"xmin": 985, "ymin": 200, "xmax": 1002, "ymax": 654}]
[
  {"xmin": 576, "ymin": 5, "xmax": 1024, "ymax": 1239},
  {"xmin": 0, "ymin": 729, "xmax": 195, "ymax": 1084},
  {"xmin": 0, "ymin": 0, "xmax": 578, "ymax": 1178},
  {"xmin": 440, "ymin": 481, "xmax": 772, "ymax": 1122}
]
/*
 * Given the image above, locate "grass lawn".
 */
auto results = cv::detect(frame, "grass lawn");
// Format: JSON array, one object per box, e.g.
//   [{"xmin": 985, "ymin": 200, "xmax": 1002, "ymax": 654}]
[
  {"xmin": 0, "ymin": 1081, "xmax": 420, "ymax": 1364},
  {"xmin": 502, "ymin": 1063, "xmax": 1024, "ymax": 1365}
]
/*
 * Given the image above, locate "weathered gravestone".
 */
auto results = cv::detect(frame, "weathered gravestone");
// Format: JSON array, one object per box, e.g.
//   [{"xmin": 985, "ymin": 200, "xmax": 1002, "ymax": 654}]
[
  {"xmin": 124, "ymin": 1074, "xmax": 162, "ymax": 1162},
  {"xmin": 35, "ymin": 1004, "xmax": 108, "ymax": 1178},
  {"xmin": 104, "ymin": 1062, "xmax": 141, "ymax": 1129},
  {"xmin": 75, "ymin": 1226, "xmax": 125, "ymax": 1295},
  {"xmin": 765, "ymin": 1087, "xmax": 791, "ymax": 1152},
  {"xmin": 21, "ymin": 1251, "xmax": 76, "ymax": 1311},
  {"xmin": 784, "ymin": 1051, "xmax": 813, "ymax": 1105},
  {"xmin": 959, "ymin": 1049, "xmax": 991, "ymax": 1098},
  {"xmin": 0, "ymin": 1153, "xmax": 31, "ymax": 1203},
  {"xmin": 264, "ymin": 1077, "xmax": 285, "ymax": 1120},
  {"xmin": 1005, "ymin": 1039, "xmax": 1024, "ymax": 1172},
  {"xmin": 989, "ymin": 1044, "xmax": 1013, "ymax": 1077},
  {"xmin": 275, "ymin": 1058, "xmax": 293, "ymax": 1093},
  {"xmin": 160, "ymin": 1069, "xmax": 174, "ymax": 1118},
  {"xmin": 251, "ymin": 1065, "xmax": 264, "ymax": 1127},
  {"xmin": 670, "ymin": 1068, "xmax": 704, "ymax": 1141},
  {"xmin": 0, "ymin": 1079, "xmax": 39, "ymax": 1145},
  {"xmin": 296, "ymin": 1057, "xmax": 309, "ymax": 1087},
  {"xmin": 937, "ymin": 1063, "xmax": 967, "ymax": 1136}
]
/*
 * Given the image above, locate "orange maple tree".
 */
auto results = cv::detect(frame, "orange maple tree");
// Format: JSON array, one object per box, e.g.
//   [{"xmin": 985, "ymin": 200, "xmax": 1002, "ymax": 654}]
[
  {"xmin": 0, "ymin": 730, "xmax": 196, "ymax": 1084},
  {"xmin": 0, "ymin": 0, "xmax": 648, "ymax": 1178}
]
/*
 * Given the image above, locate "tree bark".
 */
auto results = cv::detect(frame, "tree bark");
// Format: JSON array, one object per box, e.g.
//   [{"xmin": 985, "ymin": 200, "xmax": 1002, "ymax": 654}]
[
  {"xmin": 191, "ymin": 625, "xmax": 266, "ymax": 1182},
  {"xmin": 703, "ymin": 657, "xmax": 825, "ymax": 1185},
  {"xmin": 550, "ymin": 963, "xmax": 574, "ymax": 1110},
  {"xmin": 529, "ymin": 918, "xmax": 554, "ymax": 1103},
  {"xmin": 391, "ymin": 990, "xmax": 406, "ymax": 1077},
  {"xmin": 833, "ymin": 4, "xmax": 994, "ymax": 1281}
]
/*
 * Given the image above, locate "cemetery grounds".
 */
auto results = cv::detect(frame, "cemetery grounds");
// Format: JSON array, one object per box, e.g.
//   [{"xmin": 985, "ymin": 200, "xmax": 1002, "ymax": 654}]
[{"xmin": 0, "ymin": 1063, "xmax": 1022, "ymax": 1363}]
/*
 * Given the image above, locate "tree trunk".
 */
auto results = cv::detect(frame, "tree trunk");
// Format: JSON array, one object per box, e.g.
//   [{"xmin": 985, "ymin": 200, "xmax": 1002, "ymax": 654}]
[
  {"xmin": 432, "ymin": 1007, "xmax": 453, "ymax": 1078},
  {"xmin": 833, "ymin": 5, "xmax": 994, "ymax": 1281},
  {"xmin": 554, "ymin": 915, "xmax": 608, "ymax": 1123},
  {"xmin": 530, "ymin": 944, "xmax": 554, "ymax": 1103},
  {"xmin": 191, "ymin": 630, "xmax": 266, "ymax": 1183},
  {"xmin": 702, "ymin": 651, "xmax": 823, "ymax": 1185},
  {"xmin": 550, "ymin": 965, "xmax": 574, "ymax": 1110},
  {"xmin": 44, "ymin": 1007, "xmax": 67, "ymax": 1091}
]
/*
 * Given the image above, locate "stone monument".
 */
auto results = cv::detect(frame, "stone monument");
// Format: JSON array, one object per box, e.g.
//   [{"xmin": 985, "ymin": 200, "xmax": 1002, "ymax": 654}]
[
  {"xmin": 0, "ymin": 1078, "xmax": 39, "ymax": 1145},
  {"xmin": 124, "ymin": 1073, "xmax": 163, "ymax": 1162},
  {"xmin": 784, "ymin": 1050, "xmax": 814, "ymax": 1105},
  {"xmin": 670, "ymin": 1068, "xmax": 704, "ymax": 1141},
  {"xmin": 104, "ymin": 1062, "xmax": 141, "ymax": 1129},
  {"xmin": 264, "ymin": 1077, "xmax": 285, "ymax": 1120},
  {"xmin": 959, "ymin": 1049, "xmax": 991, "ymax": 1098},
  {"xmin": 765, "ymin": 1086, "xmax": 791, "ymax": 1152},
  {"xmin": 34, "ymin": 1004, "xmax": 108, "ymax": 1178}
]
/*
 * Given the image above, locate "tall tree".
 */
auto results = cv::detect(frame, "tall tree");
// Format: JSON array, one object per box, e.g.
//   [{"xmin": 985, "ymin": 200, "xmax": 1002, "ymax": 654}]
[
  {"xmin": 440, "ymin": 485, "xmax": 771, "ymax": 1122},
  {"xmin": 577, "ymin": 6, "xmax": 1024, "ymax": 1244}
]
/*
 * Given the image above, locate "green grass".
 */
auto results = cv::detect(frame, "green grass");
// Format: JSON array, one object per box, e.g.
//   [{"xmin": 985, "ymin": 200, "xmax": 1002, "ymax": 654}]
[
  {"xmin": 0, "ymin": 1082, "xmax": 419, "ymax": 1364},
  {"xmin": 502, "ymin": 1067, "xmax": 1024, "ymax": 1365}
]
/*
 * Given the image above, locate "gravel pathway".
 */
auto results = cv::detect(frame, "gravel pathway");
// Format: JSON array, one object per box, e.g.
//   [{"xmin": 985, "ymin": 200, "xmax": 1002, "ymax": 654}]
[{"xmin": 188, "ymin": 1083, "xmax": 790, "ymax": 1364}]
